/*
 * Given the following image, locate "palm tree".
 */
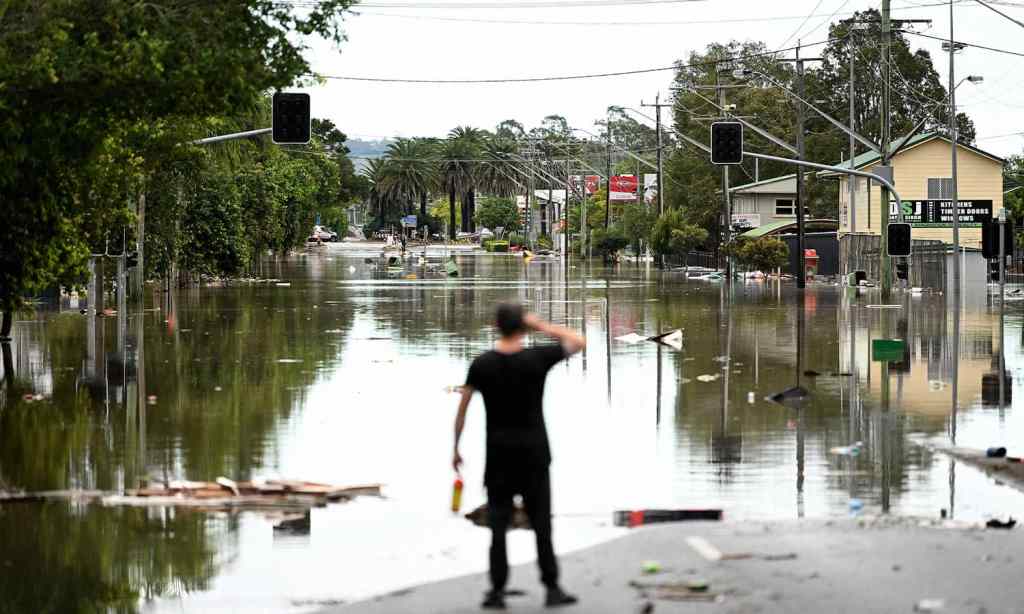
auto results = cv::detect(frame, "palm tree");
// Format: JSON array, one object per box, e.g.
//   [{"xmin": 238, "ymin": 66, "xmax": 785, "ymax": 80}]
[
  {"xmin": 448, "ymin": 126, "xmax": 485, "ymax": 233},
  {"xmin": 382, "ymin": 138, "xmax": 436, "ymax": 220},
  {"xmin": 477, "ymin": 135, "xmax": 523, "ymax": 199},
  {"xmin": 437, "ymin": 134, "xmax": 476, "ymax": 240},
  {"xmin": 361, "ymin": 157, "xmax": 394, "ymax": 219}
]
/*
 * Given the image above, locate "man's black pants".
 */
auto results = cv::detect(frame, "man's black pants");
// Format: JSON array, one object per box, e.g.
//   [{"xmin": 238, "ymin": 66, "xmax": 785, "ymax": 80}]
[{"xmin": 487, "ymin": 468, "xmax": 558, "ymax": 591}]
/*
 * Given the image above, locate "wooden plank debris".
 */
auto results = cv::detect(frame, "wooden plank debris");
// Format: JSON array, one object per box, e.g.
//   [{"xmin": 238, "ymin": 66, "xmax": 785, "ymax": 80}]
[{"xmin": 0, "ymin": 478, "xmax": 382, "ymax": 512}]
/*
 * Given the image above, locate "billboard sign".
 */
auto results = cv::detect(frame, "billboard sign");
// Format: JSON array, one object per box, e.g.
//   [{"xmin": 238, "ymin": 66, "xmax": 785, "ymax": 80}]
[
  {"xmin": 401, "ymin": 215, "xmax": 418, "ymax": 228},
  {"xmin": 610, "ymin": 175, "xmax": 638, "ymax": 202},
  {"xmin": 570, "ymin": 175, "xmax": 601, "ymax": 196},
  {"xmin": 888, "ymin": 199, "xmax": 992, "ymax": 227},
  {"xmin": 643, "ymin": 174, "xmax": 658, "ymax": 204}
]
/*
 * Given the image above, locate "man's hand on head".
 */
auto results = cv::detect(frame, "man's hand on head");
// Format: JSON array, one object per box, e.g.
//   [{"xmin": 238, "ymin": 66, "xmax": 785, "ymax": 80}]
[{"xmin": 523, "ymin": 312, "xmax": 542, "ymax": 331}]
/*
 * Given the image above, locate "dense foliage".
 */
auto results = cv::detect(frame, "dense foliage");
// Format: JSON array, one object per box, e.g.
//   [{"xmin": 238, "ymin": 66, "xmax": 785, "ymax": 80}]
[
  {"xmin": 0, "ymin": 0, "xmax": 356, "ymax": 332},
  {"xmin": 735, "ymin": 237, "xmax": 790, "ymax": 275}
]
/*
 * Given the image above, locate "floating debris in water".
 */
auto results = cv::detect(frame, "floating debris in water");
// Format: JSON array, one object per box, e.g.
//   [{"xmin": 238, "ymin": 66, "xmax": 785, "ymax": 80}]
[
  {"xmin": 866, "ymin": 304, "xmax": 902, "ymax": 309},
  {"xmin": 766, "ymin": 386, "xmax": 809, "ymax": 407},
  {"xmin": 146, "ymin": 395, "xmax": 157, "ymax": 405},
  {"xmin": 275, "ymin": 283, "xmax": 292, "ymax": 287},
  {"xmin": 276, "ymin": 359, "xmax": 302, "ymax": 364},
  {"xmin": 696, "ymin": 374, "xmax": 720, "ymax": 383}
]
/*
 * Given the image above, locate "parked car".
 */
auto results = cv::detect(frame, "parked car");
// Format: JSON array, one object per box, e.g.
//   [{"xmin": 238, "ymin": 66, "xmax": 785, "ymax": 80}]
[{"xmin": 308, "ymin": 225, "xmax": 338, "ymax": 242}]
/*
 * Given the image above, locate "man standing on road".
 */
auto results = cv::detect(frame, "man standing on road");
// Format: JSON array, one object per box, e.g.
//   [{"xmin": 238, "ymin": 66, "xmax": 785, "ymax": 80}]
[{"xmin": 453, "ymin": 304, "xmax": 585, "ymax": 609}]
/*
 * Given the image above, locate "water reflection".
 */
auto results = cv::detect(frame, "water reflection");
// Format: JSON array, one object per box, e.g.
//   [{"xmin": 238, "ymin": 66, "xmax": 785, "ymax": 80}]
[{"xmin": 2, "ymin": 253, "xmax": 1024, "ymax": 611}]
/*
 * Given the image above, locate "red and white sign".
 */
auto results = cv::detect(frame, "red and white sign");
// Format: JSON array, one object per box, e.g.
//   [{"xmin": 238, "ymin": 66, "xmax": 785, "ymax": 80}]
[
  {"xmin": 571, "ymin": 175, "xmax": 601, "ymax": 196},
  {"xmin": 610, "ymin": 175, "xmax": 638, "ymax": 202}
]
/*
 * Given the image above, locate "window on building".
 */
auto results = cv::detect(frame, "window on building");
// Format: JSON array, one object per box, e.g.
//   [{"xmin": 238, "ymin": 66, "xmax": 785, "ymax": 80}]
[
  {"xmin": 927, "ymin": 177, "xmax": 953, "ymax": 199},
  {"xmin": 774, "ymin": 199, "xmax": 809, "ymax": 217}
]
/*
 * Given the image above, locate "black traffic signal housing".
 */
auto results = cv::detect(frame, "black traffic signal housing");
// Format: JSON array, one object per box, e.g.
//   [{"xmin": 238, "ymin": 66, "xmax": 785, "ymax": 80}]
[
  {"xmin": 710, "ymin": 121, "xmax": 743, "ymax": 165},
  {"xmin": 982, "ymin": 219, "xmax": 1015, "ymax": 259},
  {"xmin": 895, "ymin": 260, "xmax": 908, "ymax": 281},
  {"xmin": 887, "ymin": 222, "xmax": 912, "ymax": 257},
  {"xmin": 989, "ymin": 258, "xmax": 1001, "ymax": 283},
  {"xmin": 272, "ymin": 92, "xmax": 311, "ymax": 144},
  {"xmin": 125, "ymin": 251, "xmax": 139, "ymax": 269}
]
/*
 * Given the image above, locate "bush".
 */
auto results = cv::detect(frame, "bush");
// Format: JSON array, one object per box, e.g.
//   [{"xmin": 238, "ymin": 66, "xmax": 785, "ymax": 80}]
[
  {"xmin": 592, "ymin": 227, "xmax": 629, "ymax": 257},
  {"xmin": 475, "ymin": 196, "xmax": 521, "ymax": 233},
  {"xmin": 537, "ymin": 234, "xmax": 553, "ymax": 250},
  {"xmin": 507, "ymin": 232, "xmax": 524, "ymax": 247},
  {"xmin": 650, "ymin": 210, "xmax": 709, "ymax": 260},
  {"xmin": 735, "ymin": 237, "xmax": 789, "ymax": 275},
  {"xmin": 484, "ymin": 240, "xmax": 509, "ymax": 253}
]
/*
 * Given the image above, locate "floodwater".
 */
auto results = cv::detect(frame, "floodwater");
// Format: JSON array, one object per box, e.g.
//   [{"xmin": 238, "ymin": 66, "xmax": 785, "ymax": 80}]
[{"xmin": 2, "ymin": 248, "xmax": 1023, "ymax": 613}]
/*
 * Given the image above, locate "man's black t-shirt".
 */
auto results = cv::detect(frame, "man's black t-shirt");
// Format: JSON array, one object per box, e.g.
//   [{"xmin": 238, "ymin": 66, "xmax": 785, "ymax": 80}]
[{"xmin": 465, "ymin": 344, "xmax": 566, "ymax": 485}]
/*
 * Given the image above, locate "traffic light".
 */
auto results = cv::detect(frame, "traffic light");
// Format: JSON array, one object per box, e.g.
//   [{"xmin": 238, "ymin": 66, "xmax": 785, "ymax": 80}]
[
  {"xmin": 272, "ymin": 92, "xmax": 311, "ymax": 144},
  {"xmin": 895, "ymin": 260, "xmax": 908, "ymax": 281},
  {"xmin": 125, "ymin": 251, "xmax": 138, "ymax": 269},
  {"xmin": 989, "ymin": 258, "xmax": 1001, "ymax": 282},
  {"xmin": 982, "ymin": 219, "xmax": 1015, "ymax": 259},
  {"xmin": 887, "ymin": 222, "xmax": 912, "ymax": 257},
  {"xmin": 710, "ymin": 121, "xmax": 743, "ymax": 165}
]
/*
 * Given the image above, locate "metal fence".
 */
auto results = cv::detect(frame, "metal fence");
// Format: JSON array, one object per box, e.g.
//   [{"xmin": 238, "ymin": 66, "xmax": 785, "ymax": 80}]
[
  {"xmin": 840, "ymin": 233, "xmax": 948, "ymax": 288},
  {"xmin": 663, "ymin": 250, "xmax": 725, "ymax": 270}
]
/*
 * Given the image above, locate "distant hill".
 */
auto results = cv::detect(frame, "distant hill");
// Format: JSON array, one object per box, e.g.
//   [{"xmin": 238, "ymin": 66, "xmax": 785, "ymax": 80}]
[{"xmin": 346, "ymin": 138, "xmax": 393, "ymax": 172}]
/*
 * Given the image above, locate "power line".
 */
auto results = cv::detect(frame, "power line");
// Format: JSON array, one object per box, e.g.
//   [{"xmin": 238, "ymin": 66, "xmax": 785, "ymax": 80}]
[
  {"xmin": 312, "ymin": 38, "xmax": 834, "ymax": 84},
  {"xmin": 275, "ymin": 0, "xmax": 708, "ymax": 8},
  {"xmin": 898, "ymin": 29, "xmax": 1024, "ymax": 57},
  {"xmin": 777, "ymin": 0, "xmax": 827, "ymax": 51},
  {"xmin": 348, "ymin": 1, "xmax": 974, "ymax": 26},
  {"xmin": 973, "ymin": 0, "xmax": 1024, "ymax": 29}
]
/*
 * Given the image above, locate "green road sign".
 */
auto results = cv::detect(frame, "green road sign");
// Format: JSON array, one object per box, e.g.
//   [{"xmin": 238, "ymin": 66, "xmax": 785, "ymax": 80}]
[{"xmin": 872, "ymin": 339, "xmax": 906, "ymax": 362}]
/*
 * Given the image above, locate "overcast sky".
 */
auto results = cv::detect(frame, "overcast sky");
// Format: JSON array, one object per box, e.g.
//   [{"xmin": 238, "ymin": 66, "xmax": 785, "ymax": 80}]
[{"xmin": 298, "ymin": 0, "xmax": 1024, "ymax": 158}]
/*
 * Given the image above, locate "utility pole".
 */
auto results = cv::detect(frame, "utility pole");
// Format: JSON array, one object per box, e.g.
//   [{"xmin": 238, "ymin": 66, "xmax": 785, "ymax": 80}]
[
  {"xmin": 718, "ymin": 69, "xmax": 731, "ymax": 271},
  {"xmin": 775, "ymin": 44, "xmax": 823, "ymax": 289},
  {"xmin": 849, "ymin": 27, "xmax": 859, "ymax": 235},
  {"xmin": 795, "ymin": 44, "xmax": 808, "ymax": 289},
  {"xmin": 605, "ymin": 122, "xmax": 612, "ymax": 230},
  {"xmin": 880, "ymin": 0, "xmax": 893, "ymax": 298},
  {"xmin": 949, "ymin": 0, "xmax": 961, "ymax": 296},
  {"xmin": 642, "ymin": 93, "xmax": 670, "ymax": 219}
]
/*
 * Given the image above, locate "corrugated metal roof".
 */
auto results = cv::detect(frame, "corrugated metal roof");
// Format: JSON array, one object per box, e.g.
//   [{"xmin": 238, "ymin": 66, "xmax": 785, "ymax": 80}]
[{"xmin": 739, "ymin": 219, "xmax": 839, "ymax": 239}]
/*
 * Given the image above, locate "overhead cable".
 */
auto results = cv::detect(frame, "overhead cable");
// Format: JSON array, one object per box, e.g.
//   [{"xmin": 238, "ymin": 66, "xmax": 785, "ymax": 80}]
[{"xmin": 312, "ymin": 38, "xmax": 834, "ymax": 84}]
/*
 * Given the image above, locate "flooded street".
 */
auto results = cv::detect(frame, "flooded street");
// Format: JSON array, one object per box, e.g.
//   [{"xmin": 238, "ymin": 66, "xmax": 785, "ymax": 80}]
[{"xmin": 2, "ymin": 249, "xmax": 1023, "ymax": 612}]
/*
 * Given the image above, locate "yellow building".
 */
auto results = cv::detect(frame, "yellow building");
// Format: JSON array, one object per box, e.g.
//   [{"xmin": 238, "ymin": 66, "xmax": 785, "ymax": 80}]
[{"xmin": 829, "ymin": 132, "xmax": 1004, "ymax": 248}]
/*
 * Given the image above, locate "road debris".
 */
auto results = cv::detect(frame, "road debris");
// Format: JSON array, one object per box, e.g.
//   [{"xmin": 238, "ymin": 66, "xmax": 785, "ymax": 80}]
[
  {"xmin": 465, "ymin": 502, "xmax": 531, "ymax": 530},
  {"xmin": 914, "ymin": 598, "xmax": 945, "ymax": 612},
  {"xmin": 615, "ymin": 509, "xmax": 723, "ymax": 527},
  {"xmin": 641, "ymin": 561, "xmax": 662, "ymax": 574},
  {"xmin": 985, "ymin": 518, "xmax": 1016, "ymax": 529},
  {"xmin": 1, "ymin": 479, "xmax": 381, "ymax": 512}
]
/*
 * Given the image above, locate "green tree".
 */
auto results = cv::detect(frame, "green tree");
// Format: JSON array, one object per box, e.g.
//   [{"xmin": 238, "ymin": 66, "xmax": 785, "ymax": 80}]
[
  {"xmin": 650, "ymin": 210, "xmax": 709, "ymax": 267},
  {"xmin": 591, "ymin": 227, "xmax": 629, "ymax": 261},
  {"xmin": 475, "ymin": 197, "xmax": 520, "ymax": 233},
  {"xmin": 736, "ymin": 237, "xmax": 790, "ymax": 276},
  {"xmin": 0, "ymin": 0, "xmax": 355, "ymax": 336},
  {"xmin": 619, "ymin": 206, "xmax": 655, "ymax": 255}
]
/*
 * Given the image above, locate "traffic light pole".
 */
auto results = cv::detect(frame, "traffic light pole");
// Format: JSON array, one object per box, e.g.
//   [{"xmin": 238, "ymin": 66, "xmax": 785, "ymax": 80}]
[
  {"xmin": 743, "ymin": 152, "xmax": 905, "ymax": 225},
  {"xmin": 191, "ymin": 127, "xmax": 272, "ymax": 146}
]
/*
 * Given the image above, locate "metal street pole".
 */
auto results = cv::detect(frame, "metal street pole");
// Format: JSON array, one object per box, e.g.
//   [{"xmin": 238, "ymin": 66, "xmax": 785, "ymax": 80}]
[
  {"xmin": 999, "ymin": 209, "xmax": 1006, "ymax": 411},
  {"xmin": 718, "ymin": 70, "xmax": 732, "ymax": 277},
  {"xmin": 881, "ymin": 0, "xmax": 893, "ymax": 298},
  {"xmin": 655, "ymin": 94, "xmax": 665, "ymax": 218},
  {"xmin": 605, "ymin": 123, "xmax": 612, "ymax": 230},
  {"xmin": 949, "ymin": 0, "xmax": 962, "ymax": 297},
  {"xmin": 796, "ymin": 45, "xmax": 808, "ymax": 289},
  {"xmin": 849, "ymin": 29, "xmax": 858, "ymax": 235}
]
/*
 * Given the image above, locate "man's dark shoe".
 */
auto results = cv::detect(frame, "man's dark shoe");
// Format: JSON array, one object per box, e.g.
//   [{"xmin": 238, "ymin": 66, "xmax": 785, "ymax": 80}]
[
  {"xmin": 481, "ymin": 590, "xmax": 506, "ymax": 609},
  {"xmin": 545, "ymin": 586, "xmax": 578, "ymax": 607}
]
